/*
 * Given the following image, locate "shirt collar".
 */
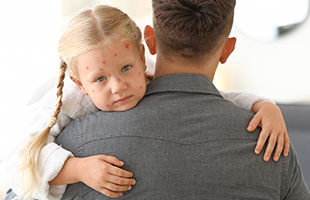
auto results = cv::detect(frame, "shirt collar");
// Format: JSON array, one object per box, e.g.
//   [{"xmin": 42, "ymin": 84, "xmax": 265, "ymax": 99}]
[{"xmin": 145, "ymin": 73, "xmax": 223, "ymax": 97}]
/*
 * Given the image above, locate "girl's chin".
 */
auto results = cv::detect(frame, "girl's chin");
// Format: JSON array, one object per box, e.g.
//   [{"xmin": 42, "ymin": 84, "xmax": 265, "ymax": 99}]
[{"xmin": 99, "ymin": 102, "xmax": 138, "ymax": 112}]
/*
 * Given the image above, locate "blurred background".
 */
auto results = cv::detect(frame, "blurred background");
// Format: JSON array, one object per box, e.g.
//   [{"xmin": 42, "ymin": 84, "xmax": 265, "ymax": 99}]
[{"xmin": 1, "ymin": 0, "xmax": 309, "ymax": 198}]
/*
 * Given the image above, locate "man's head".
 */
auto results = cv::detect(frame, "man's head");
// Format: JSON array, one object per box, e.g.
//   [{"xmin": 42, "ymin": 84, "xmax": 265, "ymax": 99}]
[{"xmin": 147, "ymin": 0, "xmax": 236, "ymax": 65}]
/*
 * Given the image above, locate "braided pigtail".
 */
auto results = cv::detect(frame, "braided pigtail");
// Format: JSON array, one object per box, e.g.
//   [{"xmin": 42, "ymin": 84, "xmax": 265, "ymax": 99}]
[{"xmin": 15, "ymin": 60, "xmax": 67, "ymax": 199}]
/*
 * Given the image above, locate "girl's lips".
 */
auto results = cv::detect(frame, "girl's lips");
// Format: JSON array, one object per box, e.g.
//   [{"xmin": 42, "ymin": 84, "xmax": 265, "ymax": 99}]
[{"xmin": 114, "ymin": 95, "xmax": 133, "ymax": 104}]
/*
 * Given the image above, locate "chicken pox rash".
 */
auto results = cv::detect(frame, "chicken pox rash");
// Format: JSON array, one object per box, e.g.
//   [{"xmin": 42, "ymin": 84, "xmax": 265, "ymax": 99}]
[
  {"xmin": 107, "ymin": 105, "xmax": 110, "ymax": 108},
  {"xmin": 140, "ymin": 86, "xmax": 143, "ymax": 89},
  {"xmin": 86, "ymin": 66, "xmax": 89, "ymax": 69},
  {"xmin": 125, "ymin": 43, "xmax": 130, "ymax": 48},
  {"xmin": 109, "ymin": 74, "xmax": 112, "ymax": 77},
  {"xmin": 114, "ymin": 54, "xmax": 117, "ymax": 57},
  {"xmin": 103, "ymin": 61, "xmax": 106, "ymax": 64}
]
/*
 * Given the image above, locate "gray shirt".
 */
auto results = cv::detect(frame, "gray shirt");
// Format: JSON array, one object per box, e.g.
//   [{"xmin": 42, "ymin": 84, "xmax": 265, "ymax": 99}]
[{"xmin": 56, "ymin": 73, "xmax": 310, "ymax": 199}]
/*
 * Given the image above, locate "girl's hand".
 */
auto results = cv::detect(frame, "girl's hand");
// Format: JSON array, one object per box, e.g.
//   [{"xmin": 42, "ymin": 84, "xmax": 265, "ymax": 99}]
[
  {"xmin": 247, "ymin": 101, "xmax": 290, "ymax": 162},
  {"xmin": 78, "ymin": 155, "xmax": 136, "ymax": 198},
  {"xmin": 50, "ymin": 155, "xmax": 136, "ymax": 198}
]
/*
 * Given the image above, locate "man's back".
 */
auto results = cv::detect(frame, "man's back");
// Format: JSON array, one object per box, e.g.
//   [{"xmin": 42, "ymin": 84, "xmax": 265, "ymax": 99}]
[{"xmin": 57, "ymin": 74, "xmax": 310, "ymax": 199}]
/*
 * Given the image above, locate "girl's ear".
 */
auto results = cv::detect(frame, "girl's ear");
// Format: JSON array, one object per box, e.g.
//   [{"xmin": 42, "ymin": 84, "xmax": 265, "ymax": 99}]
[
  {"xmin": 144, "ymin": 25, "xmax": 156, "ymax": 55},
  {"xmin": 219, "ymin": 37, "xmax": 236, "ymax": 64},
  {"xmin": 70, "ymin": 73, "xmax": 88, "ymax": 95},
  {"xmin": 139, "ymin": 44, "xmax": 147, "ymax": 71}
]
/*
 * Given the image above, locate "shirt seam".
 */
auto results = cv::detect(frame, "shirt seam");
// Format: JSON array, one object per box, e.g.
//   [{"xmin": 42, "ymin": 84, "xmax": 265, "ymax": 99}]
[
  {"xmin": 81, "ymin": 135, "xmax": 258, "ymax": 146},
  {"xmin": 280, "ymin": 154, "xmax": 288, "ymax": 199}
]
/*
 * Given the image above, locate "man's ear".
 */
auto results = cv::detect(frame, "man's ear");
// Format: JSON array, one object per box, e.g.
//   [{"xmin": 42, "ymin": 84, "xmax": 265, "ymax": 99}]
[
  {"xmin": 144, "ymin": 25, "xmax": 156, "ymax": 55},
  {"xmin": 219, "ymin": 37, "xmax": 236, "ymax": 64},
  {"xmin": 70, "ymin": 73, "xmax": 88, "ymax": 95},
  {"xmin": 139, "ymin": 44, "xmax": 147, "ymax": 71}
]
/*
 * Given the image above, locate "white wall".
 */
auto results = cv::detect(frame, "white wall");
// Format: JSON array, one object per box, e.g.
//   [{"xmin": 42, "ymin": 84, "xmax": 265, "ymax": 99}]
[
  {"xmin": 0, "ymin": 0, "xmax": 61, "ymax": 158},
  {"xmin": 220, "ymin": 14, "xmax": 310, "ymax": 104}
]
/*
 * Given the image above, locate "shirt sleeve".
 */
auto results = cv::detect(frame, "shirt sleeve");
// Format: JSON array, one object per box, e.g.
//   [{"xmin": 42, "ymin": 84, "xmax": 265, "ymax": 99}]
[
  {"xmin": 219, "ymin": 90, "xmax": 275, "ymax": 111},
  {"xmin": 3, "ymin": 78, "xmax": 98, "ymax": 200}
]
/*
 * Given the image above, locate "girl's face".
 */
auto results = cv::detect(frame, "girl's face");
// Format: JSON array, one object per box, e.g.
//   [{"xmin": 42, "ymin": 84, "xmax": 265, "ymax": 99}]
[{"xmin": 72, "ymin": 41, "xmax": 147, "ymax": 111}]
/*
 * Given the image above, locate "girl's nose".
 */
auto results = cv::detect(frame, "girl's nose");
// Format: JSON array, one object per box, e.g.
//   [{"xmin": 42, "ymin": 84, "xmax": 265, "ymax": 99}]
[{"xmin": 111, "ymin": 77, "xmax": 127, "ymax": 94}]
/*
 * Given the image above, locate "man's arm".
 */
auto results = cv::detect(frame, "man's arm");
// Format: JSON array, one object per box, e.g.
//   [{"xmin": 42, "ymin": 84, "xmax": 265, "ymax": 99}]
[{"xmin": 281, "ymin": 145, "xmax": 310, "ymax": 199}]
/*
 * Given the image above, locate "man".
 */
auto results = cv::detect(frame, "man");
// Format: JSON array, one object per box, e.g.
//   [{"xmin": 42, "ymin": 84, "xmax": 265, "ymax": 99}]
[{"xmin": 56, "ymin": 0, "xmax": 310, "ymax": 199}]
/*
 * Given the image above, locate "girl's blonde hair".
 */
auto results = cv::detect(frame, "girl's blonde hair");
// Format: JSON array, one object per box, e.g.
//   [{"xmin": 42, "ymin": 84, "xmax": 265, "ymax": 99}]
[{"xmin": 16, "ymin": 5, "xmax": 142, "ymax": 199}]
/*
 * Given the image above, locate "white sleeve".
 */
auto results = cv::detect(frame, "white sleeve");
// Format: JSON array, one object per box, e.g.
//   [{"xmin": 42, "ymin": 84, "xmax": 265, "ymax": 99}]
[
  {"xmin": 219, "ymin": 90, "xmax": 275, "ymax": 111},
  {"xmin": 3, "ymin": 77, "xmax": 99, "ymax": 200}
]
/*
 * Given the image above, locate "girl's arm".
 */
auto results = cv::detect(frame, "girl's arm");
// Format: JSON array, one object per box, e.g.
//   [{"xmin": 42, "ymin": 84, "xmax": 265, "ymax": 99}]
[
  {"xmin": 49, "ymin": 156, "xmax": 135, "ymax": 198},
  {"xmin": 220, "ymin": 90, "xmax": 290, "ymax": 162}
]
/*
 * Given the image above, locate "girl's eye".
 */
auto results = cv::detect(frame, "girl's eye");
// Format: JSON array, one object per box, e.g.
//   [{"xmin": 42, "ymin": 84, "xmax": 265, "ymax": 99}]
[
  {"xmin": 96, "ymin": 77, "xmax": 106, "ymax": 82},
  {"xmin": 121, "ymin": 65, "xmax": 132, "ymax": 73}
]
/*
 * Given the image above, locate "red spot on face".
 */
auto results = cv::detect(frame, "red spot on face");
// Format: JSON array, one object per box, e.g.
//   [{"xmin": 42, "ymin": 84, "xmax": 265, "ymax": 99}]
[
  {"xmin": 100, "ymin": 69, "xmax": 103, "ymax": 71},
  {"xmin": 125, "ymin": 43, "xmax": 130, "ymax": 48},
  {"xmin": 116, "ymin": 106, "xmax": 118, "ymax": 108},
  {"xmin": 140, "ymin": 86, "xmax": 143, "ymax": 89},
  {"xmin": 139, "ymin": 72, "xmax": 141, "ymax": 75},
  {"xmin": 114, "ymin": 54, "xmax": 117, "ymax": 56},
  {"xmin": 92, "ymin": 90, "xmax": 95, "ymax": 93},
  {"xmin": 109, "ymin": 74, "xmax": 111, "ymax": 77},
  {"xmin": 138, "ymin": 59, "xmax": 141, "ymax": 63},
  {"xmin": 103, "ymin": 61, "xmax": 106, "ymax": 64},
  {"xmin": 117, "ymin": 78, "xmax": 120, "ymax": 81},
  {"xmin": 86, "ymin": 66, "xmax": 89, "ymax": 69},
  {"xmin": 107, "ymin": 105, "xmax": 110, "ymax": 107}
]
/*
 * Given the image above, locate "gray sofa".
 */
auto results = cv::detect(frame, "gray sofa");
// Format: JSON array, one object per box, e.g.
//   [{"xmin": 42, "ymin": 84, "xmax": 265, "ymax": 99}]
[{"xmin": 278, "ymin": 104, "xmax": 310, "ymax": 190}]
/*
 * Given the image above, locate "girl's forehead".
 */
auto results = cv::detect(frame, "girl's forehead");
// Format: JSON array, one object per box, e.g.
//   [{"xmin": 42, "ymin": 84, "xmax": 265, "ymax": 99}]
[
  {"xmin": 78, "ymin": 41, "xmax": 140, "ymax": 66},
  {"xmin": 91, "ymin": 40, "xmax": 139, "ymax": 55},
  {"xmin": 107, "ymin": 40, "xmax": 140, "ymax": 51}
]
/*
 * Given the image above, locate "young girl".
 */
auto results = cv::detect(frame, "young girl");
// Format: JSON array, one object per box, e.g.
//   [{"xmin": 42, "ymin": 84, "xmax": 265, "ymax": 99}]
[{"xmin": 3, "ymin": 5, "xmax": 289, "ymax": 200}]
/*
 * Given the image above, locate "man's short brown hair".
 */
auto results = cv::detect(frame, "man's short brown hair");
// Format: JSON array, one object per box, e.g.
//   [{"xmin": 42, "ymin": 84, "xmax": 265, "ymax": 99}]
[{"xmin": 152, "ymin": 0, "xmax": 236, "ymax": 60}]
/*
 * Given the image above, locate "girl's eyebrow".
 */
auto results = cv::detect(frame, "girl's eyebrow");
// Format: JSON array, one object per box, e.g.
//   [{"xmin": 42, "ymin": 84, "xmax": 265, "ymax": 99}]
[
  {"xmin": 87, "ymin": 69, "xmax": 107, "ymax": 80},
  {"xmin": 117, "ymin": 54, "xmax": 136, "ymax": 64}
]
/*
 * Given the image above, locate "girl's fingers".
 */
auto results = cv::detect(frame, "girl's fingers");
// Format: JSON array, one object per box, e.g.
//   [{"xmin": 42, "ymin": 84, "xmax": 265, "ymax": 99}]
[
  {"xmin": 273, "ymin": 135, "xmax": 284, "ymax": 161},
  {"xmin": 98, "ymin": 188, "xmax": 124, "ymax": 198},
  {"xmin": 283, "ymin": 133, "xmax": 290, "ymax": 156},
  {"xmin": 247, "ymin": 114, "xmax": 261, "ymax": 132},
  {"xmin": 107, "ymin": 171, "xmax": 136, "ymax": 186},
  {"xmin": 104, "ymin": 182, "xmax": 133, "ymax": 192},
  {"xmin": 108, "ymin": 165, "xmax": 134, "ymax": 178},
  {"xmin": 99, "ymin": 155, "xmax": 125, "ymax": 167},
  {"xmin": 97, "ymin": 155, "xmax": 134, "ymax": 178},
  {"xmin": 263, "ymin": 134, "xmax": 277, "ymax": 162},
  {"xmin": 255, "ymin": 129, "xmax": 269, "ymax": 155}
]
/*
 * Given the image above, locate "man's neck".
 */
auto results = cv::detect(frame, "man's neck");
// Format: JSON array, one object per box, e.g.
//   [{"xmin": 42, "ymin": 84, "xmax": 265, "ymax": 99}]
[{"xmin": 153, "ymin": 54, "xmax": 219, "ymax": 80}]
